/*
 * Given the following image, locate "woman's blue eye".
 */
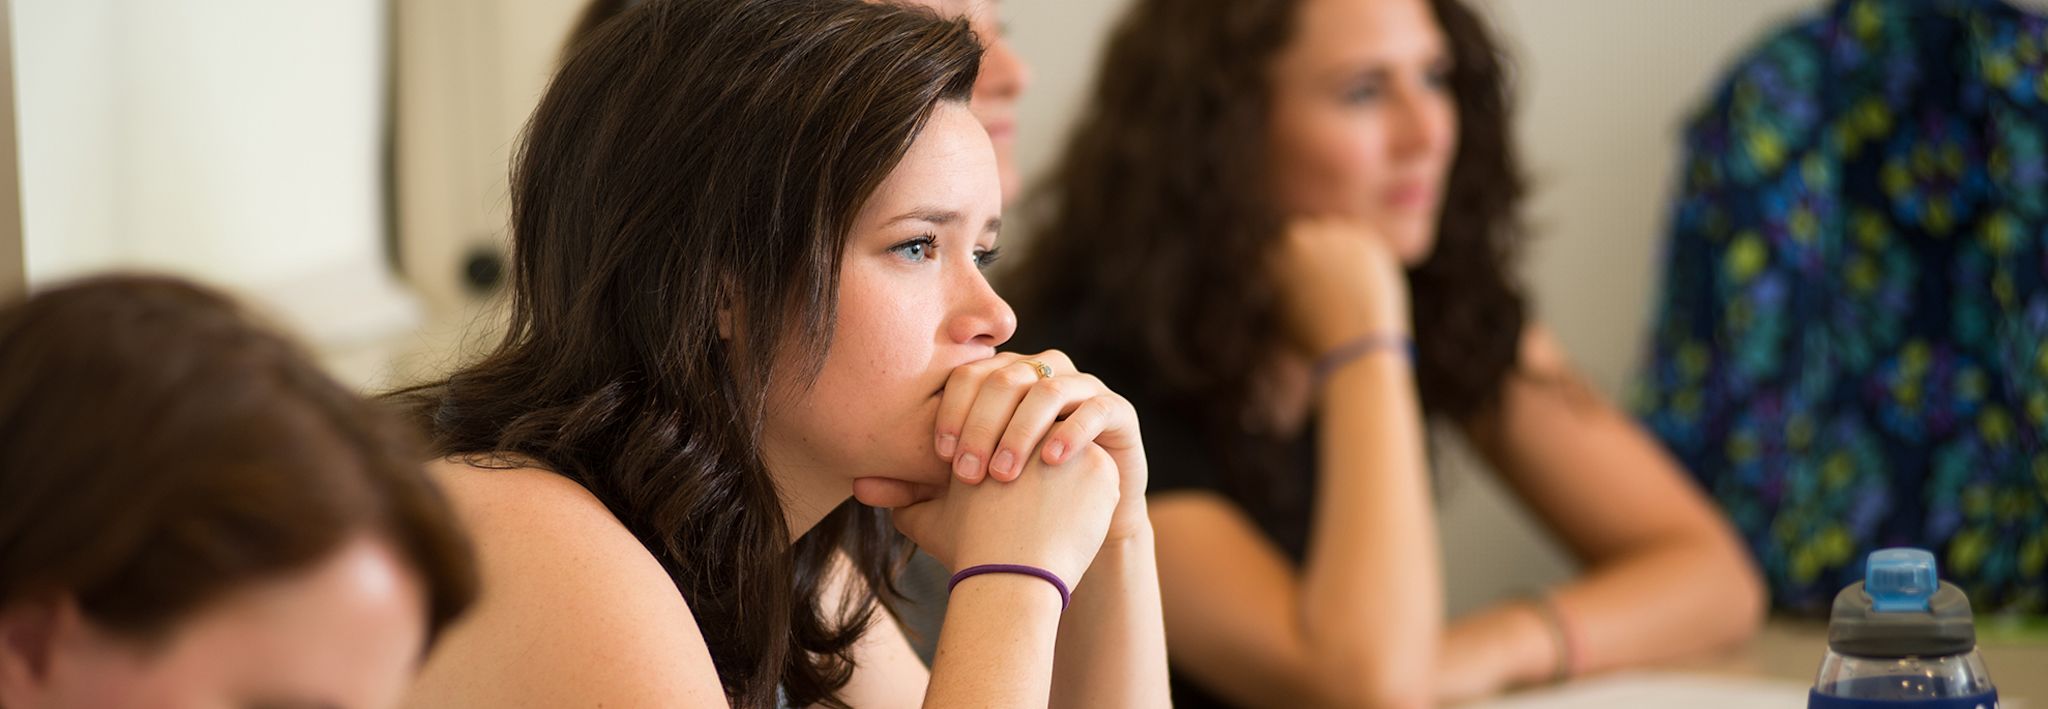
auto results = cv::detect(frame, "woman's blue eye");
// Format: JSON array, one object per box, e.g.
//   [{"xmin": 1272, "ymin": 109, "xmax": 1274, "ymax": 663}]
[
  {"xmin": 1342, "ymin": 82, "xmax": 1384, "ymax": 105},
  {"xmin": 975, "ymin": 247, "xmax": 1003, "ymax": 270},
  {"xmin": 890, "ymin": 236, "xmax": 936, "ymax": 263},
  {"xmin": 1426, "ymin": 67, "xmax": 1454, "ymax": 92}
]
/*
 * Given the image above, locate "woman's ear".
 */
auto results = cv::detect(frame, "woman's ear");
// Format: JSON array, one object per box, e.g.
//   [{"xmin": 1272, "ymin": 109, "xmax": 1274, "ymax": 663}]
[{"xmin": 0, "ymin": 594, "xmax": 68, "ymax": 699}]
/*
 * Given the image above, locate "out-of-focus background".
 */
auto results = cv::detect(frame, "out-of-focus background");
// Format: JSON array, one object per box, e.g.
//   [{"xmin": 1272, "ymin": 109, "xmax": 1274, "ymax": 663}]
[{"xmin": 2, "ymin": 0, "xmax": 1825, "ymax": 612}]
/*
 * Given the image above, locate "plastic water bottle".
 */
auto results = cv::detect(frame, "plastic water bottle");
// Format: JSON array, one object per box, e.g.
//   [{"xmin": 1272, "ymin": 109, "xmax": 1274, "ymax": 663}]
[{"xmin": 1809, "ymin": 548, "xmax": 1998, "ymax": 709}]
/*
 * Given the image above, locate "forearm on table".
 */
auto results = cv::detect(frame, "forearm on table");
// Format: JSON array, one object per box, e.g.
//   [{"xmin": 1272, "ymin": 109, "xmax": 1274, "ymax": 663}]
[
  {"xmin": 1436, "ymin": 537, "xmax": 1765, "ymax": 700},
  {"xmin": 1050, "ymin": 523, "xmax": 1171, "ymax": 709},
  {"xmin": 1550, "ymin": 536, "xmax": 1765, "ymax": 672},
  {"xmin": 924, "ymin": 573, "xmax": 1066, "ymax": 708},
  {"xmin": 1299, "ymin": 352, "xmax": 1443, "ymax": 702}
]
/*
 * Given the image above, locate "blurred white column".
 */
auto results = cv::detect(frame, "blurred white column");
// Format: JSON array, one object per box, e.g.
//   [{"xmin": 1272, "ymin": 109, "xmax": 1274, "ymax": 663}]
[
  {"xmin": 0, "ymin": 0, "xmax": 21, "ymax": 302},
  {"xmin": 12, "ymin": 0, "xmax": 416, "ymax": 362}
]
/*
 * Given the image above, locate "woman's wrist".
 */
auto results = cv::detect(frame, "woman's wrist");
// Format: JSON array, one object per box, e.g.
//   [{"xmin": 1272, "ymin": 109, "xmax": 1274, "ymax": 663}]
[
  {"xmin": 1313, "ymin": 333, "xmax": 1414, "ymax": 382},
  {"xmin": 1104, "ymin": 500, "xmax": 1154, "ymax": 544},
  {"xmin": 1442, "ymin": 600, "xmax": 1561, "ymax": 691},
  {"xmin": 1310, "ymin": 314, "xmax": 1411, "ymax": 356},
  {"xmin": 952, "ymin": 564, "xmax": 1072, "ymax": 610},
  {"xmin": 1493, "ymin": 596, "xmax": 1572, "ymax": 688},
  {"xmin": 949, "ymin": 566, "xmax": 1072, "ymax": 613},
  {"xmin": 1064, "ymin": 521, "xmax": 1156, "ymax": 612},
  {"xmin": 1521, "ymin": 592, "xmax": 1578, "ymax": 685}
]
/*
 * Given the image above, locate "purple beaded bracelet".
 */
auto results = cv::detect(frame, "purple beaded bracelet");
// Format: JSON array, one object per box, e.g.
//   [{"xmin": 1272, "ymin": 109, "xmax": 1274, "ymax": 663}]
[{"xmin": 948, "ymin": 564, "xmax": 1071, "ymax": 611}]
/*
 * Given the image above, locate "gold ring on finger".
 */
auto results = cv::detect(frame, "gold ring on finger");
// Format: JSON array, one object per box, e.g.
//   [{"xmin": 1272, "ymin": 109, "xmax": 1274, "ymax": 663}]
[{"xmin": 1020, "ymin": 359, "xmax": 1054, "ymax": 380}]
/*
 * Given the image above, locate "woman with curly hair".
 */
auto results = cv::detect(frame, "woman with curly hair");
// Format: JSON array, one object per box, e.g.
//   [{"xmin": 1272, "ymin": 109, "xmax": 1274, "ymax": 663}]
[{"xmin": 1003, "ymin": 0, "xmax": 1764, "ymax": 705}]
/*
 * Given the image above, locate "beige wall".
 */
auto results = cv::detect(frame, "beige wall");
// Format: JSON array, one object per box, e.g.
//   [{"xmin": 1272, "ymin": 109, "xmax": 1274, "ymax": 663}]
[{"xmin": 0, "ymin": 0, "xmax": 20, "ymax": 303}]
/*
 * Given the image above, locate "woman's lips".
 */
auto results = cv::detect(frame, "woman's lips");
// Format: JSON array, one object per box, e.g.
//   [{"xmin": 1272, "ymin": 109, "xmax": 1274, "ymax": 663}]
[{"xmin": 1384, "ymin": 183, "xmax": 1436, "ymax": 210}]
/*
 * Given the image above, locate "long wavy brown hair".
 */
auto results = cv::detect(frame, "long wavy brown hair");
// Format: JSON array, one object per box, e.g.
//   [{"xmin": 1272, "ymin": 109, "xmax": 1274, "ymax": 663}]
[
  {"xmin": 388, "ymin": 1, "xmax": 981, "ymax": 705},
  {"xmin": 1007, "ymin": 0, "xmax": 1527, "ymax": 483}
]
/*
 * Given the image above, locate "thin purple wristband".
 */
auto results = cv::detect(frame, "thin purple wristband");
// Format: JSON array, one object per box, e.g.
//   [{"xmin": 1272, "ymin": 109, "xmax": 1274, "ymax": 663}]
[
  {"xmin": 1312, "ymin": 333, "xmax": 1414, "ymax": 384},
  {"xmin": 948, "ymin": 564, "xmax": 1071, "ymax": 611}
]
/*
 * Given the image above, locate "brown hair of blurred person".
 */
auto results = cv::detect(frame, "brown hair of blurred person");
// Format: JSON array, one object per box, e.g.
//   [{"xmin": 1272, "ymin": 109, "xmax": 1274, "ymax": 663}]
[{"xmin": 0, "ymin": 275, "xmax": 476, "ymax": 708}]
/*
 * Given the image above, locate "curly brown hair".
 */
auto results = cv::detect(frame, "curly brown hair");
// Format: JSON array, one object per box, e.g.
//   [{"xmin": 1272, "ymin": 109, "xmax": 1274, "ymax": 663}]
[{"xmin": 1008, "ymin": 0, "xmax": 1527, "ymax": 453}]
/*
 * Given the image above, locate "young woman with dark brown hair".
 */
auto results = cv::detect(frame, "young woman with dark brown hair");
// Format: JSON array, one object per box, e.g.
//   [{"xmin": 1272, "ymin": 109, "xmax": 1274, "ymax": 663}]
[
  {"xmin": 1005, "ymin": 0, "xmax": 1764, "ymax": 706},
  {"xmin": 564, "ymin": 0, "xmax": 1038, "ymax": 662},
  {"xmin": 397, "ymin": 0, "xmax": 1168, "ymax": 706},
  {"xmin": 0, "ymin": 275, "xmax": 477, "ymax": 708}
]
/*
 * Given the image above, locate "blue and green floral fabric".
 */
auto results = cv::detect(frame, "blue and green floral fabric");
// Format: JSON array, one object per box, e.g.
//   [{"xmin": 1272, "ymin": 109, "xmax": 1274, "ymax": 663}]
[{"xmin": 1635, "ymin": 0, "xmax": 2048, "ymax": 615}]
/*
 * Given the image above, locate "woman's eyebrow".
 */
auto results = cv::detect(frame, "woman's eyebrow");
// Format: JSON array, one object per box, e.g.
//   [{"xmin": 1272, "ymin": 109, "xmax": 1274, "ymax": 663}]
[
  {"xmin": 885, "ymin": 208, "xmax": 963, "ymax": 226},
  {"xmin": 247, "ymin": 699, "xmax": 343, "ymax": 709},
  {"xmin": 885, "ymin": 210, "xmax": 1002, "ymax": 233}
]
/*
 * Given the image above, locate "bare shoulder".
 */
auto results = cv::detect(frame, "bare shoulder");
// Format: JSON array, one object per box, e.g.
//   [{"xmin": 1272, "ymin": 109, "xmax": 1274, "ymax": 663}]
[
  {"xmin": 406, "ymin": 458, "xmax": 727, "ymax": 707},
  {"xmin": 423, "ymin": 458, "xmax": 674, "ymax": 591},
  {"xmin": 426, "ymin": 457, "xmax": 628, "ymax": 542}
]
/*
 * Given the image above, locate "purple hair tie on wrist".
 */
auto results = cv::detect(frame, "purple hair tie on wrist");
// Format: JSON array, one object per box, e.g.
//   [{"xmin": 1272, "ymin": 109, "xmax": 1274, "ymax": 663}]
[
  {"xmin": 948, "ymin": 564, "xmax": 1071, "ymax": 611},
  {"xmin": 1312, "ymin": 333, "xmax": 1414, "ymax": 384}
]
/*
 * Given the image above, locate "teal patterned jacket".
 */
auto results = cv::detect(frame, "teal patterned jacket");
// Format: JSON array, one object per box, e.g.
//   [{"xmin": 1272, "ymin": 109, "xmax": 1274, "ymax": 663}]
[{"xmin": 1635, "ymin": 0, "xmax": 2048, "ymax": 615}]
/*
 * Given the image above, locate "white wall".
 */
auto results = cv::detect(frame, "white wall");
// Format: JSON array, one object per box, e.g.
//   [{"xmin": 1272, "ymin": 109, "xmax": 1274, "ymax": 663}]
[
  {"xmin": 14, "ymin": 0, "xmax": 118, "ymax": 282},
  {"xmin": 12, "ymin": 0, "xmax": 415, "ymax": 384},
  {"xmin": 0, "ymin": 1, "xmax": 20, "ymax": 303}
]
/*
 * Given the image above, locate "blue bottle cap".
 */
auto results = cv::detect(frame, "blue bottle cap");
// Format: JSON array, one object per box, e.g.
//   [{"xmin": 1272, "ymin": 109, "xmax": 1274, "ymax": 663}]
[
  {"xmin": 1866, "ymin": 547, "xmax": 1938, "ymax": 613},
  {"xmin": 1827, "ymin": 548, "xmax": 1977, "ymax": 657}
]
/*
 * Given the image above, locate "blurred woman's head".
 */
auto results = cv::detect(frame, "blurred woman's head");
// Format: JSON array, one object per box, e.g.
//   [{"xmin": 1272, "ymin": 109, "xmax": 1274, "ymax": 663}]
[
  {"xmin": 412, "ymin": 0, "xmax": 989, "ymax": 704},
  {"xmin": 900, "ymin": 0, "xmax": 1029, "ymax": 198},
  {"xmin": 0, "ymin": 275, "xmax": 476, "ymax": 709},
  {"xmin": 1266, "ymin": 0, "xmax": 1463, "ymax": 263},
  {"xmin": 1012, "ymin": 0, "xmax": 1526, "ymax": 423}
]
